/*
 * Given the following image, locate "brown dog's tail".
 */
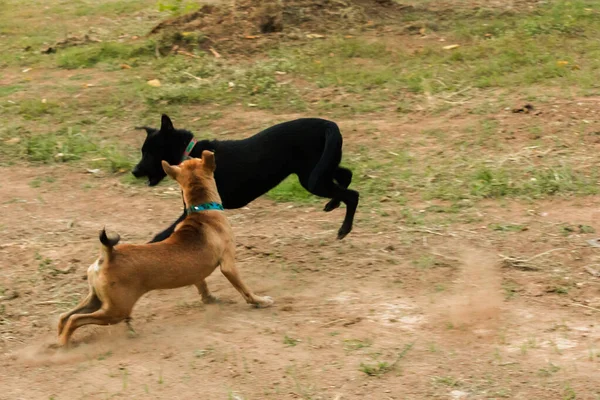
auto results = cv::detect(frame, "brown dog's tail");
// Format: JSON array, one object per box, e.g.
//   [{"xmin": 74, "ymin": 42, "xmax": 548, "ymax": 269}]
[{"xmin": 99, "ymin": 228, "xmax": 120, "ymax": 261}]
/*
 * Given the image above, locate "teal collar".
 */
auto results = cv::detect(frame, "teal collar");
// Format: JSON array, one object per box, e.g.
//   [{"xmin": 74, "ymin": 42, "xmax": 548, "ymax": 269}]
[{"xmin": 186, "ymin": 201, "xmax": 224, "ymax": 215}]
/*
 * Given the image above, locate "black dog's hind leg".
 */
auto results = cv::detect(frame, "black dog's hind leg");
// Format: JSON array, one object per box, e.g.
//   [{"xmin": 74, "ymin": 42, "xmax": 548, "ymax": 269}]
[
  {"xmin": 301, "ymin": 174, "xmax": 359, "ymax": 240},
  {"xmin": 149, "ymin": 210, "xmax": 186, "ymax": 243},
  {"xmin": 324, "ymin": 167, "xmax": 353, "ymax": 212}
]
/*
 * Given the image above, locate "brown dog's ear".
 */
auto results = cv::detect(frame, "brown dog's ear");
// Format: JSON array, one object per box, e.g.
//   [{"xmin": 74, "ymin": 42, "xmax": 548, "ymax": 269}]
[
  {"xmin": 201, "ymin": 150, "xmax": 216, "ymax": 172},
  {"xmin": 162, "ymin": 160, "xmax": 180, "ymax": 180}
]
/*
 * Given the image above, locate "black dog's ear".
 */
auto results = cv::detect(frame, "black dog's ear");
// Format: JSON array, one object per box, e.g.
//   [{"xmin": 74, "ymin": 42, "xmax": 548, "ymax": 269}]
[
  {"xmin": 161, "ymin": 114, "xmax": 174, "ymax": 132},
  {"xmin": 134, "ymin": 126, "xmax": 156, "ymax": 136}
]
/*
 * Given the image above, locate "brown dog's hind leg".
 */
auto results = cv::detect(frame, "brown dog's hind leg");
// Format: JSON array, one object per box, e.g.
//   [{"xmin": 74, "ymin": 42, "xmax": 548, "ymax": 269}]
[
  {"xmin": 59, "ymin": 309, "xmax": 127, "ymax": 347},
  {"xmin": 57, "ymin": 290, "xmax": 102, "ymax": 336},
  {"xmin": 219, "ymin": 252, "xmax": 273, "ymax": 308},
  {"xmin": 195, "ymin": 280, "xmax": 218, "ymax": 304}
]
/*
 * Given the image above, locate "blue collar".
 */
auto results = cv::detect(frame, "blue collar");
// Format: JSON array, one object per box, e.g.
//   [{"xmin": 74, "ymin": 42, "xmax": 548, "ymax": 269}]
[{"xmin": 186, "ymin": 201, "xmax": 224, "ymax": 215}]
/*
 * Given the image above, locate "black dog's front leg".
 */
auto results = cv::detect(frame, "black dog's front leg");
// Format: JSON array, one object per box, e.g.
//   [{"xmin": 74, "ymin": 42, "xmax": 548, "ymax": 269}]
[{"xmin": 148, "ymin": 211, "xmax": 186, "ymax": 243}]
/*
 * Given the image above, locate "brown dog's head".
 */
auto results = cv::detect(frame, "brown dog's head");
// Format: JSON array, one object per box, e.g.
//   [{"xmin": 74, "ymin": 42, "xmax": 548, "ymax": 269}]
[{"xmin": 161, "ymin": 150, "xmax": 219, "ymax": 206}]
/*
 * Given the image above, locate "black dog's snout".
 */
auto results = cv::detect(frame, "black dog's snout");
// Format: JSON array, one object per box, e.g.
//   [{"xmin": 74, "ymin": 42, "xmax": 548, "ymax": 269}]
[{"xmin": 131, "ymin": 166, "xmax": 143, "ymax": 177}]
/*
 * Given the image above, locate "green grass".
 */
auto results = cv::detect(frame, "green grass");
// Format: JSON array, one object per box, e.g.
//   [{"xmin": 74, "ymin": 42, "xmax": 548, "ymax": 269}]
[
  {"xmin": 0, "ymin": 85, "xmax": 22, "ymax": 97},
  {"xmin": 57, "ymin": 41, "xmax": 156, "ymax": 69},
  {"xmin": 359, "ymin": 361, "xmax": 393, "ymax": 377},
  {"xmin": 266, "ymin": 177, "xmax": 319, "ymax": 203},
  {"xmin": 359, "ymin": 343, "xmax": 413, "ymax": 377},
  {"xmin": 1, "ymin": 0, "xmax": 599, "ymax": 204},
  {"xmin": 0, "ymin": 125, "xmax": 134, "ymax": 171},
  {"xmin": 283, "ymin": 335, "xmax": 299, "ymax": 347}
]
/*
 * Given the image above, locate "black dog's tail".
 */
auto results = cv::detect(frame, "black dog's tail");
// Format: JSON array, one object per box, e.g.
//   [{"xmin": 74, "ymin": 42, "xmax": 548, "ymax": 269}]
[
  {"xmin": 99, "ymin": 228, "xmax": 120, "ymax": 261},
  {"xmin": 307, "ymin": 121, "xmax": 343, "ymax": 191}
]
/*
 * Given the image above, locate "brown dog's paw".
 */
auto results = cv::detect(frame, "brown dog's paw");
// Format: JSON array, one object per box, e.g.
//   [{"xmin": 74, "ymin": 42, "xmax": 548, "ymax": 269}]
[
  {"xmin": 202, "ymin": 295, "xmax": 219, "ymax": 304},
  {"xmin": 254, "ymin": 296, "xmax": 274, "ymax": 308},
  {"xmin": 46, "ymin": 342, "xmax": 61, "ymax": 351}
]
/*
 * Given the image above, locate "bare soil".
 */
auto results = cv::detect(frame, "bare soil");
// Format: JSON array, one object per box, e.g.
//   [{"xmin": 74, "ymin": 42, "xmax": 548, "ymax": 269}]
[
  {"xmin": 2, "ymin": 1, "xmax": 600, "ymax": 398},
  {"xmin": 2, "ymin": 105, "xmax": 600, "ymax": 399}
]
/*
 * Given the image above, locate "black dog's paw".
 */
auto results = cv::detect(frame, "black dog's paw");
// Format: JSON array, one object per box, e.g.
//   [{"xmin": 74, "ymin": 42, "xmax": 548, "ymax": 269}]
[
  {"xmin": 324, "ymin": 199, "xmax": 341, "ymax": 212},
  {"xmin": 337, "ymin": 226, "xmax": 352, "ymax": 240}
]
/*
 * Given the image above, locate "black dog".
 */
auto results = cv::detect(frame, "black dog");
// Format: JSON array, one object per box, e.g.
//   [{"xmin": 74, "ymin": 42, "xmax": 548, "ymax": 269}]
[{"xmin": 133, "ymin": 115, "xmax": 359, "ymax": 242}]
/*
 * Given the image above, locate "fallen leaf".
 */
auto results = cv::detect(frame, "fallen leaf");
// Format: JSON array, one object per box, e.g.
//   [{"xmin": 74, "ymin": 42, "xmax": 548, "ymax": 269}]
[
  {"xmin": 247, "ymin": 103, "xmax": 258, "ymax": 107},
  {"xmin": 41, "ymin": 98, "xmax": 47, "ymax": 103},
  {"xmin": 147, "ymin": 79, "xmax": 161, "ymax": 87},
  {"xmin": 84, "ymin": 83, "xmax": 95, "ymax": 88},
  {"xmin": 306, "ymin": 33, "xmax": 325, "ymax": 39},
  {"xmin": 209, "ymin": 47, "xmax": 221, "ymax": 58},
  {"xmin": 244, "ymin": 35, "xmax": 259, "ymax": 39},
  {"xmin": 120, "ymin": 64, "xmax": 131, "ymax": 69},
  {"xmin": 5, "ymin": 138, "xmax": 21, "ymax": 145},
  {"xmin": 177, "ymin": 49, "xmax": 199, "ymax": 59},
  {"xmin": 22, "ymin": 68, "xmax": 32, "ymax": 73},
  {"xmin": 557, "ymin": 60, "xmax": 569, "ymax": 67},
  {"xmin": 443, "ymin": 44, "xmax": 460, "ymax": 50},
  {"xmin": 86, "ymin": 169, "xmax": 101, "ymax": 174}
]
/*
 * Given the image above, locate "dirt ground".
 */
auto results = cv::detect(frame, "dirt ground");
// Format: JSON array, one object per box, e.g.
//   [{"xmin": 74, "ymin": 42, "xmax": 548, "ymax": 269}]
[
  {"xmin": 2, "ymin": 105, "xmax": 600, "ymax": 399},
  {"xmin": 2, "ymin": 0, "xmax": 600, "ymax": 399}
]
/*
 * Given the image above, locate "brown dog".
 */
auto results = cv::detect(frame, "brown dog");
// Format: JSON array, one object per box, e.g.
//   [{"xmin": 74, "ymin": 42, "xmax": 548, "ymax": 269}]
[{"xmin": 57, "ymin": 151, "xmax": 273, "ymax": 346}]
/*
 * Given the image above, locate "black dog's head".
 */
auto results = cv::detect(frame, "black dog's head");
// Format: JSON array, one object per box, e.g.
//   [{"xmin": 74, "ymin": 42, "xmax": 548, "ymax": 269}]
[{"xmin": 132, "ymin": 114, "xmax": 193, "ymax": 186}]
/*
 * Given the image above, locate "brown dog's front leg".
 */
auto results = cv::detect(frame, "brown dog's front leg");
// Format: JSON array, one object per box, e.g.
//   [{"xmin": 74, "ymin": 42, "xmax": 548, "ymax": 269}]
[{"xmin": 219, "ymin": 252, "xmax": 273, "ymax": 308}]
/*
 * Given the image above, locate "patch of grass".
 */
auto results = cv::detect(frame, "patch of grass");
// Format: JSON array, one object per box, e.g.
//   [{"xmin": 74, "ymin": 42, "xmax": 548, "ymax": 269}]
[
  {"xmin": 57, "ymin": 41, "xmax": 156, "ymax": 69},
  {"xmin": 548, "ymin": 286, "xmax": 570, "ymax": 295},
  {"xmin": 194, "ymin": 346, "xmax": 214, "ymax": 358},
  {"xmin": 563, "ymin": 384, "xmax": 577, "ymax": 400},
  {"xmin": 538, "ymin": 363, "xmax": 561, "ymax": 377},
  {"xmin": 0, "ymin": 126, "xmax": 134, "ymax": 173},
  {"xmin": 97, "ymin": 351, "xmax": 113, "ymax": 361},
  {"xmin": 455, "ymin": 165, "xmax": 600, "ymax": 200},
  {"xmin": 359, "ymin": 343, "xmax": 413, "ymax": 377},
  {"xmin": 266, "ymin": 177, "xmax": 319, "ymax": 204},
  {"xmin": 18, "ymin": 100, "xmax": 60, "ymax": 119},
  {"xmin": 578, "ymin": 224, "xmax": 595, "ymax": 234},
  {"xmin": 489, "ymin": 223, "xmax": 527, "ymax": 232},
  {"xmin": 283, "ymin": 335, "xmax": 299, "ymax": 347},
  {"xmin": 23, "ymin": 128, "xmax": 97, "ymax": 163},
  {"xmin": 76, "ymin": 1, "xmax": 152, "ymax": 16},
  {"xmin": 29, "ymin": 176, "xmax": 55, "ymax": 188},
  {"xmin": 503, "ymin": 281, "xmax": 519, "ymax": 300},
  {"xmin": 157, "ymin": 0, "xmax": 198, "ymax": 16},
  {"xmin": 0, "ymin": 85, "xmax": 22, "ymax": 97},
  {"xmin": 432, "ymin": 375, "xmax": 461, "ymax": 387},
  {"xmin": 143, "ymin": 57, "xmax": 306, "ymax": 112},
  {"xmin": 359, "ymin": 361, "xmax": 392, "ymax": 377},
  {"xmin": 29, "ymin": 178, "xmax": 42, "ymax": 188},
  {"xmin": 343, "ymin": 339, "xmax": 372, "ymax": 352}
]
